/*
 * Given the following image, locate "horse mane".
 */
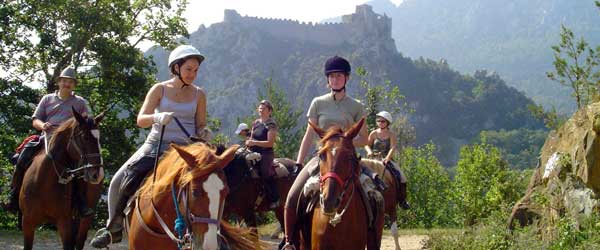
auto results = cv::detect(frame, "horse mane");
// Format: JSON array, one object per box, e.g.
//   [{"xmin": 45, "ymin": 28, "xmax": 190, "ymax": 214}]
[
  {"xmin": 138, "ymin": 143, "xmax": 221, "ymax": 198},
  {"xmin": 317, "ymin": 126, "xmax": 347, "ymax": 155},
  {"xmin": 48, "ymin": 118, "xmax": 77, "ymax": 148}
]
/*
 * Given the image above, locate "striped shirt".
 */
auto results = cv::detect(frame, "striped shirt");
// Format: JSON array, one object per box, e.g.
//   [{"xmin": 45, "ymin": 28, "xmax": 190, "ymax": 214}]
[{"xmin": 32, "ymin": 92, "xmax": 90, "ymax": 135}]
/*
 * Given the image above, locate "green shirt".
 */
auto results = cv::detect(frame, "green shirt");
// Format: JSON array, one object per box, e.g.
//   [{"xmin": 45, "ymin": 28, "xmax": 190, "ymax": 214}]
[{"xmin": 307, "ymin": 93, "xmax": 365, "ymax": 130}]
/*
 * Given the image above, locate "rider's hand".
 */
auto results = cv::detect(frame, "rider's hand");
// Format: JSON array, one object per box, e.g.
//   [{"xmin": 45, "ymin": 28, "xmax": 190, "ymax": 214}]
[
  {"xmin": 367, "ymin": 152, "xmax": 373, "ymax": 158},
  {"xmin": 245, "ymin": 140, "xmax": 253, "ymax": 147},
  {"xmin": 153, "ymin": 112, "xmax": 174, "ymax": 125},
  {"xmin": 42, "ymin": 122, "xmax": 53, "ymax": 131},
  {"xmin": 382, "ymin": 158, "xmax": 389, "ymax": 165}
]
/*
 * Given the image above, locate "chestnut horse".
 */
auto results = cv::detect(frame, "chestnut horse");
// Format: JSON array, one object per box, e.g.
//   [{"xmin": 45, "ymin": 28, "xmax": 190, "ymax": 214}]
[
  {"xmin": 303, "ymin": 118, "xmax": 384, "ymax": 250},
  {"xmin": 361, "ymin": 159, "xmax": 403, "ymax": 250},
  {"xmin": 129, "ymin": 143, "xmax": 264, "ymax": 250},
  {"xmin": 20, "ymin": 109, "xmax": 105, "ymax": 250},
  {"xmin": 219, "ymin": 146, "xmax": 297, "ymax": 243}
]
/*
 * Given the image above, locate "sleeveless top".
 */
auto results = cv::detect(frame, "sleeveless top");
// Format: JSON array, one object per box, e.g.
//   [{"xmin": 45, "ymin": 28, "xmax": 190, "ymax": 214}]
[
  {"xmin": 146, "ymin": 85, "xmax": 198, "ymax": 145},
  {"xmin": 372, "ymin": 137, "xmax": 391, "ymax": 156},
  {"xmin": 250, "ymin": 118, "xmax": 277, "ymax": 153}
]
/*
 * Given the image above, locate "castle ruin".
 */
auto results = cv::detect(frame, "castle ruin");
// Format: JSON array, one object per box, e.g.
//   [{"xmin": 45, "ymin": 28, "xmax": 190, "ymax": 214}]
[{"xmin": 223, "ymin": 5, "xmax": 392, "ymax": 46}]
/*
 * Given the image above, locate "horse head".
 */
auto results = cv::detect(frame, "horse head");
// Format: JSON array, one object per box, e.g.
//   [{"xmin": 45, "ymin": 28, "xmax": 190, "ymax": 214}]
[
  {"xmin": 64, "ymin": 107, "xmax": 105, "ymax": 184},
  {"xmin": 310, "ymin": 118, "xmax": 364, "ymax": 216},
  {"xmin": 171, "ymin": 143, "xmax": 239, "ymax": 250}
]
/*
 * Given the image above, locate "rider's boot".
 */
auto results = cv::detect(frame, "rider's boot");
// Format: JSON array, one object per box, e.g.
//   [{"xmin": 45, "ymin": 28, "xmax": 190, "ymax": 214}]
[
  {"xmin": 362, "ymin": 166, "xmax": 387, "ymax": 191},
  {"xmin": 265, "ymin": 178, "xmax": 280, "ymax": 209},
  {"xmin": 281, "ymin": 206, "xmax": 297, "ymax": 250},
  {"xmin": 399, "ymin": 182, "xmax": 410, "ymax": 210},
  {"xmin": 90, "ymin": 196, "xmax": 127, "ymax": 248},
  {"xmin": 5, "ymin": 146, "xmax": 38, "ymax": 213}
]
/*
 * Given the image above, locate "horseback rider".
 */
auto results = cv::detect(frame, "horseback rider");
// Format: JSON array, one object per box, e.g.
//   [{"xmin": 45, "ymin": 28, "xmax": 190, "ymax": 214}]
[
  {"xmin": 6, "ymin": 66, "xmax": 93, "ymax": 217},
  {"xmin": 234, "ymin": 122, "xmax": 250, "ymax": 144},
  {"xmin": 246, "ymin": 100, "xmax": 280, "ymax": 209},
  {"xmin": 282, "ymin": 56, "xmax": 386, "ymax": 250},
  {"xmin": 91, "ymin": 44, "xmax": 211, "ymax": 248},
  {"xmin": 365, "ymin": 111, "xmax": 410, "ymax": 210}
]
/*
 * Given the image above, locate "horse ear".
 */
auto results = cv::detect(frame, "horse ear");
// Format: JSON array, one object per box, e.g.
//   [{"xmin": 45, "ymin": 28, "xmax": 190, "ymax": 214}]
[
  {"xmin": 217, "ymin": 144, "xmax": 240, "ymax": 169},
  {"xmin": 72, "ymin": 106, "xmax": 86, "ymax": 125},
  {"xmin": 344, "ymin": 117, "xmax": 365, "ymax": 139},
  {"xmin": 172, "ymin": 144, "xmax": 198, "ymax": 167},
  {"xmin": 309, "ymin": 120, "xmax": 326, "ymax": 138}
]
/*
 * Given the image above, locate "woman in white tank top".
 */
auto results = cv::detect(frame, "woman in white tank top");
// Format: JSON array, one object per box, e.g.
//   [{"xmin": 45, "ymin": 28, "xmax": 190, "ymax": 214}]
[{"xmin": 91, "ymin": 45, "xmax": 210, "ymax": 248}]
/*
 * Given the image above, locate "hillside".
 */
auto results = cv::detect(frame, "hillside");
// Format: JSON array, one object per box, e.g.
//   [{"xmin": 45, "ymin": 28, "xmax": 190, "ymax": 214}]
[{"xmin": 146, "ymin": 5, "xmax": 544, "ymax": 165}]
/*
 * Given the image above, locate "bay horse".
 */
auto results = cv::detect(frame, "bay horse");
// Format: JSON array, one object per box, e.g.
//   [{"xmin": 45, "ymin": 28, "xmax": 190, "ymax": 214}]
[
  {"xmin": 20, "ymin": 109, "xmax": 105, "ymax": 250},
  {"xmin": 302, "ymin": 118, "xmax": 384, "ymax": 250},
  {"xmin": 361, "ymin": 159, "xmax": 403, "ymax": 250},
  {"xmin": 220, "ymin": 145, "xmax": 297, "ymax": 243},
  {"xmin": 129, "ymin": 143, "xmax": 264, "ymax": 250}
]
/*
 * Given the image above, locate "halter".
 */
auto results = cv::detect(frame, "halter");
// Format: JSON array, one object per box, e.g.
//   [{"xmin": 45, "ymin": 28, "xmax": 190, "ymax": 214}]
[{"xmin": 318, "ymin": 137, "xmax": 360, "ymax": 227}]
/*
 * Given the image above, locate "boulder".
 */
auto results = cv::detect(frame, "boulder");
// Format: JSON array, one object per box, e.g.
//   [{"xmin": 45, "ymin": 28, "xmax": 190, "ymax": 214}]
[{"xmin": 508, "ymin": 102, "xmax": 600, "ymax": 231}]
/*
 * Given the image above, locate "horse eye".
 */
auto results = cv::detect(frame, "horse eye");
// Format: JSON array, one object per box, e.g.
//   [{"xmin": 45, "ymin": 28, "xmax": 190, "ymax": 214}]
[{"xmin": 192, "ymin": 189, "xmax": 202, "ymax": 197}]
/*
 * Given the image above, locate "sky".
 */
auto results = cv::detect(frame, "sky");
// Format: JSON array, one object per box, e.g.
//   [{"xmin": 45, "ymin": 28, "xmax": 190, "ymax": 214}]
[{"xmin": 183, "ymin": 0, "xmax": 403, "ymax": 32}]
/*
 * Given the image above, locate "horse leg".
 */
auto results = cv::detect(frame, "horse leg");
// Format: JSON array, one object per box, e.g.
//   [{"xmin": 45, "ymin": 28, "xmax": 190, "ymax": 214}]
[
  {"xmin": 21, "ymin": 215, "xmax": 35, "ymax": 250},
  {"xmin": 57, "ymin": 218, "xmax": 75, "ymax": 250},
  {"xmin": 75, "ymin": 217, "xmax": 92, "ymax": 250},
  {"xmin": 390, "ymin": 216, "xmax": 401, "ymax": 250}
]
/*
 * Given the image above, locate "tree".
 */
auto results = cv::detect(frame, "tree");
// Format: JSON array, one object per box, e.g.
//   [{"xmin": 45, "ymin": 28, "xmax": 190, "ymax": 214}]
[
  {"xmin": 546, "ymin": 25, "xmax": 600, "ymax": 109},
  {"xmin": 453, "ymin": 140, "xmax": 510, "ymax": 226}
]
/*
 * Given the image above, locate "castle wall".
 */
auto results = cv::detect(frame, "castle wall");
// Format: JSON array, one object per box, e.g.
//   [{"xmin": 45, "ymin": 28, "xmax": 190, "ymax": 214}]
[{"xmin": 222, "ymin": 4, "xmax": 392, "ymax": 46}]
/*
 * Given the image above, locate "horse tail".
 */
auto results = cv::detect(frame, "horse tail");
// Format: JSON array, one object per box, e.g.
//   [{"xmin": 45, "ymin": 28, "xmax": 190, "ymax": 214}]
[{"xmin": 219, "ymin": 220, "xmax": 267, "ymax": 250}]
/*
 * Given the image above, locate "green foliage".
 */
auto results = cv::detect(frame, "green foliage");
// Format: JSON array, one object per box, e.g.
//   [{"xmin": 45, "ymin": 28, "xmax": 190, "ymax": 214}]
[
  {"xmin": 478, "ymin": 129, "xmax": 547, "ymax": 170},
  {"xmin": 547, "ymin": 25, "xmax": 600, "ymax": 109},
  {"xmin": 399, "ymin": 143, "xmax": 458, "ymax": 228},
  {"xmin": 528, "ymin": 104, "xmax": 568, "ymax": 130},
  {"xmin": 0, "ymin": 0, "xmax": 188, "ymax": 92},
  {"xmin": 453, "ymin": 141, "xmax": 512, "ymax": 226}
]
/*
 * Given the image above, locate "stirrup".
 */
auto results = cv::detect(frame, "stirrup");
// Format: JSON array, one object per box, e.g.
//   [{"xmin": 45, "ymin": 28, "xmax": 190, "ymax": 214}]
[{"xmin": 282, "ymin": 242, "xmax": 296, "ymax": 250}]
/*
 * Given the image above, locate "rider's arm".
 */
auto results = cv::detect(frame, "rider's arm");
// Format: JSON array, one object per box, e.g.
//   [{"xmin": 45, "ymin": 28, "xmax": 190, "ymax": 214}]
[
  {"xmin": 296, "ymin": 117, "xmax": 317, "ymax": 164},
  {"xmin": 32, "ymin": 95, "xmax": 50, "ymax": 131},
  {"xmin": 194, "ymin": 88, "xmax": 207, "ymax": 131},
  {"xmin": 32, "ymin": 118, "xmax": 46, "ymax": 131},
  {"xmin": 385, "ymin": 132, "xmax": 397, "ymax": 163},
  {"xmin": 248, "ymin": 129, "xmax": 277, "ymax": 148},
  {"xmin": 364, "ymin": 130, "xmax": 376, "ymax": 156},
  {"xmin": 136, "ymin": 84, "xmax": 163, "ymax": 128}
]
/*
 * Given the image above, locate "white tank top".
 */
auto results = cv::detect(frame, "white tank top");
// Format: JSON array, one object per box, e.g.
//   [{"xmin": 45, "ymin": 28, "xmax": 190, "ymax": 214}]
[{"xmin": 145, "ymin": 85, "xmax": 198, "ymax": 145}]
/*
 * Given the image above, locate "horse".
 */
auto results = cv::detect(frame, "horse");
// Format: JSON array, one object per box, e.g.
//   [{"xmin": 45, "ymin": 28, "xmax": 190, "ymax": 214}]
[
  {"xmin": 361, "ymin": 159, "xmax": 404, "ymax": 250},
  {"xmin": 20, "ymin": 109, "xmax": 105, "ymax": 250},
  {"xmin": 301, "ymin": 118, "xmax": 385, "ymax": 250},
  {"xmin": 129, "ymin": 142, "xmax": 265, "ymax": 250},
  {"xmin": 219, "ymin": 145, "xmax": 297, "ymax": 243}
]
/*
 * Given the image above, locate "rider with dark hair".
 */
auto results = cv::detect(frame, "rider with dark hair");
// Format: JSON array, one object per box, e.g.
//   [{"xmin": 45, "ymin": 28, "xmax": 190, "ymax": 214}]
[
  {"xmin": 6, "ymin": 66, "xmax": 92, "ymax": 216},
  {"xmin": 246, "ymin": 100, "xmax": 280, "ymax": 208},
  {"xmin": 281, "ymin": 56, "xmax": 386, "ymax": 250},
  {"xmin": 91, "ymin": 44, "xmax": 211, "ymax": 248}
]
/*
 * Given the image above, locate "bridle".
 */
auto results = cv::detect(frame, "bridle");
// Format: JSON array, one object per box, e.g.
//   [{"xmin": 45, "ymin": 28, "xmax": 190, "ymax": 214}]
[
  {"xmin": 45, "ymin": 123, "xmax": 103, "ymax": 184},
  {"xmin": 318, "ymin": 135, "xmax": 361, "ymax": 227},
  {"xmin": 135, "ymin": 161, "xmax": 225, "ymax": 250}
]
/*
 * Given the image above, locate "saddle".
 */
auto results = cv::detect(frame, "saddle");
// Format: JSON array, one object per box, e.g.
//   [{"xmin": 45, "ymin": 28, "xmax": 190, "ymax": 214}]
[
  {"xmin": 300, "ymin": 162, "xmax": 384, "ymax": 229},
  {"xmin": 236, "ymin": 148, "xmax": 298, "ymax": 179}
]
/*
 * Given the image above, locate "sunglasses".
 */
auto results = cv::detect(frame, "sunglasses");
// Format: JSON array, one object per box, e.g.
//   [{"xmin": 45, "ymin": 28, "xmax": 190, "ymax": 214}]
[{"xmin": 376, "ymin": 119, "xmax": 387, "ymax": 123}]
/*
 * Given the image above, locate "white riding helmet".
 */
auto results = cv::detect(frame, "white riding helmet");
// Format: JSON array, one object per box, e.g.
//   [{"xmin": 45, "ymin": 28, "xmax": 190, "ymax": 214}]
[
  {"xmin": 376, "ymin": 111, "xmax": 393, "ymax": 124},
  {"xmin": 168, "ymin": 45, "xmax": 205, "ymax": 69},
  {"xmin": 234, "ymin": 123, "xmax": 249, "ymax": 135}
]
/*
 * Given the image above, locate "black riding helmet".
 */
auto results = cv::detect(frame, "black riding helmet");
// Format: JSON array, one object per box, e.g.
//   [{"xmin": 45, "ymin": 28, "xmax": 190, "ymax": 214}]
[
  {"xmin": 324, "ymin": 56, "xmax": 351, "ymax": 93},
  {"xmin": 324, "ymin": 56, "xmax": 351, "ymax": 76}
]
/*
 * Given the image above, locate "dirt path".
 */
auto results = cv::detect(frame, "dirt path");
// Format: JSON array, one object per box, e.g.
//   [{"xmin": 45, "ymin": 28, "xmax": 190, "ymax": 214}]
[{"xmin": 0, "ymin": 230, "xmax": 427, "ymax": 249}]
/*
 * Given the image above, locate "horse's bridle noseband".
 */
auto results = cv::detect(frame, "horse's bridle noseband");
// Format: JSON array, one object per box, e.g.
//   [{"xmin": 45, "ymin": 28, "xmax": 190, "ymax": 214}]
[{"xmin": 46, "ymin": 126, "xmax": 103, "ymax": 184}]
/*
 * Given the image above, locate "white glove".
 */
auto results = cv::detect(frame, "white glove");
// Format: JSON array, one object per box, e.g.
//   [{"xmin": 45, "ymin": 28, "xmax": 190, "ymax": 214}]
[{"xmin": 153, "ymin": 112, "xmax": 174, "ymax": 125}]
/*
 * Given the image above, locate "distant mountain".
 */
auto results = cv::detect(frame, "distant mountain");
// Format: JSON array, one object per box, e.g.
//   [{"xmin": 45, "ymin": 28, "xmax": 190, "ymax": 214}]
[
  {"xmin": 362, "ymin": 0, "xmax": 600, "ymax": 114},
  {"xmin": 146, "ymin": 5, "xmax": 543, "ymax": 165}
]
